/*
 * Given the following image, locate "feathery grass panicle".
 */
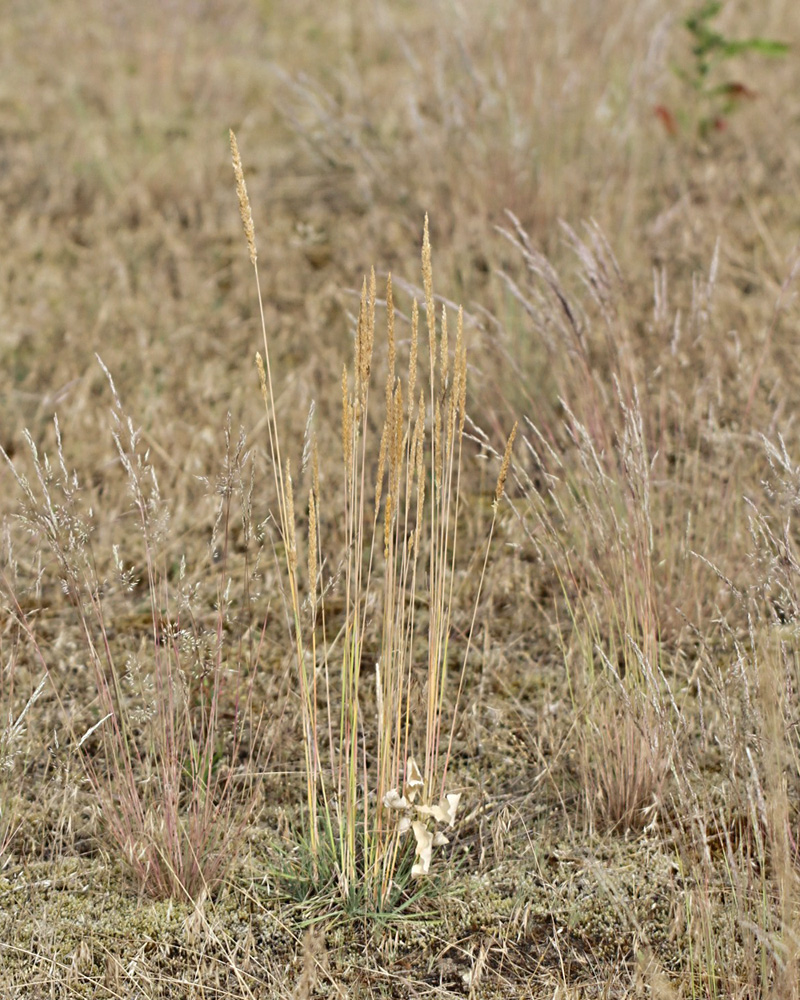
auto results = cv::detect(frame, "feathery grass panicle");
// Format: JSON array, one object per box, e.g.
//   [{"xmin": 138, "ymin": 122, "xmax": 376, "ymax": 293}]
[
  {"xmin": 391, "ymin": 380, "xmax": 403, "ymax": 477},
  {"xmin": 355, "ymin": 273, "xmax": 376, "ymax": 407},
  {"xmin": 455, "ymin": 308, "xmax": 467, "ymax": 434},
  {"xmin": 307, "ymin": 490, "xmax": 318, "ymax": 601},
  {"xmin": 355, "ymin": 277, "xmax": 367, "ymax": 400},
  {"xmin": 495, "ymin": 421, "xmax": 518, "ymax": 506},
  {"xmin": 256, "ymin": 352, "xmax": 268, "ymax": 404},
  {"xmin": 445, "ymin": 341, "xmax": 457, "ymax": 458},
  {"xmin": 384, "ymin": 381, "xmax": 404, "ymax": 563},
  {"xmin": 440, "ymin": 304, "xmax": 449, "ymax": 393},
  {"xmin": 229, "ymin": 130, "xmax": 256, "ymax": 267},
  {"xmin": 341, "ymin": 365, "xmax": 353, "ymax": 478},
  {"xmin": 285, "ymin": 459, "xmax": 297, "ymax": 572},
  {"xmin": 413, "ymin": 397, "xmax": 426, "ymax": 562},
  {"xmin": 408, "ymin": 299, "xmax": 419, "ymax": 417},
  {"xmin": 422, "ymin": 217, "xmax": 437, "ymax": 481},
  {"xmin": 386, "ymin": 274, "xmax": 395, "ymax": 405},
  {"xmin": 434, "ymin": 397, "xmax": 443, "ymax": 490},
  {"xmin": 312, "ymin": 437, "xmax": 320, "ymax": 503},
  {"xmin": 368, "ymin": 266, "xmax": 377, "ymax": 375},
  {"xmin": 422, "ymin": 214, "xmax": 434, "ymax": 345},
  {"xmin": 383, "ymin": 491, "xmax": 393, "ymax": 562},
  {"xmin": 375, "ymin": 417, "xmax": 389, "ymax": 519}
]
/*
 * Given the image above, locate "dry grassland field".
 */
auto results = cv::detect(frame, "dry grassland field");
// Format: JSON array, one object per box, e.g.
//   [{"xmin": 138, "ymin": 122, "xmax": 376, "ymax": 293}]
[{"xmin": 3, "ymin": 0, "xmax": 800, "ymax": 997}]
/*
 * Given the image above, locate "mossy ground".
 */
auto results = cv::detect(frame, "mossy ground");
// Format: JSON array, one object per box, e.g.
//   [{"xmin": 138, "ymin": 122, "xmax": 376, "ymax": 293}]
[{"xmin": 0, "ymin": 834, "xmax": 701, "ymax": 998}]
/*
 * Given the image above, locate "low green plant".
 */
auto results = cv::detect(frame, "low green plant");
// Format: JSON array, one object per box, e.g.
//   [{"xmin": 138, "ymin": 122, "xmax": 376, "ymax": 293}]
[
  {"xmin": 230, "ymin": 131, "xmax": 515, "ymax": 916},
  {"xmin": 271, "ymin": 819, "xmax": 431, "ymax": 931},
  {"xmin": 655, "ymin": 1, "xmax": 788, "ymax": 139}
]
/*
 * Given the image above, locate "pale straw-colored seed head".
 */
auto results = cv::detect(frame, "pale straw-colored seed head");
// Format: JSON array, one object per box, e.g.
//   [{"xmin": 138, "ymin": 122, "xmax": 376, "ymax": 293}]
[
  {"xmin": 355, "ymin": 275, "xmax": 374, "ymax": 406},
  {"xmin": 362, "ymin": 269, "xmax": 376, "ymax": 400},
  {"xmin": 383, "ymin": 492, "xmax": 393, "ymax": 561},
  {"xmin": 422, "ymin": 214, "xmax": 435, "ymax": 349},
  {"xmin": 307, "ymin": 490, "xmax": 318, "ymax": 599},
  {"xmin": 389, "ymin": 383, "xmax": 403, "ymax": 520},
  {"xmin": 229, "ymin": 130, "xmax": 257, "ymax": 266},
  {"xmin": 456, "ymin": 308, "xmax": 467, "ymax": 435},
  {"xmin": 415, "ymin": 471, "xmax": 425, "ymax": 548},
  {"xmin": 434, "ymin": 396, "xmax": 443, "ymax": 490},
  {"xmin": 408, "ymin": 298, "xmax": 419, "ymax": 417},
  {"xmin": 355, "ymin": 278, "xmax": 366, "ymax": 391},
  {"xmin": 285, "ymin": 459, "xmax": 297, "ymax": 572},
  {"xmin": 312, "ymin": 438, "xmax": 320, "ymax": 503},
  {"xmin": 375, "ymin": 416, "xmax": 389, "ymax": 517},
  {"xmin": 391, "ymin": 379, "xmax": 403, "ymax": 478},
  {"xmin": 414, "ymin": 395, "xmax": 426, "ymax": 540},
  {"xmin": 341, "ymin": 364, "xmax": 353, "ymax": 477},
  {"xmin": 368, "ymin": 266, "xmax": 376, "ymax": 353},
  {"xmin": 386, "ymin": 274, "xmax": 395, "ymax": 407},
  {"xmin": 255, "ymin": 352, "xmax": 268, "ymax": 406},
  {"xmin": 446, "ymin": 379, "xmax": 456, "ymax": 457},
  {"xmin": 495, "ymin": 422, "xmax": 518, "ymax": 505},
  {"xmin": 408, "ymin": 400, "xmax": 419, "ymax": 482},
  {"xmin": 440, "ymin": 303, "xmax": 449, "ymax": 393}
]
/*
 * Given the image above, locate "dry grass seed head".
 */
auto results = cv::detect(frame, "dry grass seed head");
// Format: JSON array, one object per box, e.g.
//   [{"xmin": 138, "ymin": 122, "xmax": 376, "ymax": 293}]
[
  {"xmin": 422, "ymin": 215, "xmax": 434, "ymax": 342},
  {"xmin": 391, "ymin": 380, "xmax": 404, "ymax": 487},
  {"xmin": 495, "ymin": 422, "xmax": 518, "ymax": 505},
  {"xmin": 383, "ymin": 491, "xmax": 393, "ymax": 562},
  {"xmin": 455, "ymin": 307, "xmax": 467, "ymax": 435},
  {"xmin": 256, "ymin": 352, "xmax": 268, "ymax": 405},
  {"xmin": 229, "ymin": 129, "xmax": 257, "ymax": 267},
  {"xmin": 414, "ymin": 397, "xmax": 426, "ymax": 548},
  {"xmin": 307, "ymin": 490, "xmax": 318, "ymax": 601},
  {"xmin": 285, "ymin": 459, "xmax": 297, "ymax": 573},
  {"xmin": 374, "ymin": 416, "xmax": 389, "ymax": 519},
  {"xmin": 409, "ymin": 298, "xmax": 419, "ymax": 415},
  {"xmin": 386, "ymin": 274, "xmax": 396, "ymax": 405},
  {"xmin": 311, "ymin": 438, "xmax": 320, "ymax": 503},
  {"xmin": 440, "ymin": 303, "xmax": 449, "ymax": 393},
  {"xmin": 434, "ymin": 396, "xmax": 443, "ymax": 490},
  {"xmin": 341, "ymin": 365, "xmax": 353, "ymax": 478},
  {"xmin": 368, "ymin": 265, "xmax": 377, "ymax": 370},
  {"xmin": 356, "ymin": 274, "xmax": 375, "ymax": 406}
]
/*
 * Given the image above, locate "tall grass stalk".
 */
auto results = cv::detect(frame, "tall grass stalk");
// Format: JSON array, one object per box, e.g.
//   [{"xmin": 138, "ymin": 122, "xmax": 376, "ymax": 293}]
[{"xmin": 231, "ymin": 131, "xmax": 514, "ymax": 909}]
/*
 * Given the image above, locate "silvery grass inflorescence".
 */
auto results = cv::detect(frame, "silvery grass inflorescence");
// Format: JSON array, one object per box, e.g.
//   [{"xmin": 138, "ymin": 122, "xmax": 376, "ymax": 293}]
[
  {"xmin": 2, "ymin": 372, "xmax": 264, "ymax": 902},
  {"xmin": 231, "ymin": 130, "xmax": 515, "ymax": 909}
]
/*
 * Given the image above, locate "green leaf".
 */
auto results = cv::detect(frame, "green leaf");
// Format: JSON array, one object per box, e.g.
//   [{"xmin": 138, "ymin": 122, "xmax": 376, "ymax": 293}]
[
  {"xmin": 684, "ymin": 1, "xmax": 722, "ymax": 34},
  {"xmin": 720, "ymin": 38, "xmax": 788, "ymax": 57},
  {"xmin": 743, "ymin": 38, "xmax": 790, "ymax": 56}
]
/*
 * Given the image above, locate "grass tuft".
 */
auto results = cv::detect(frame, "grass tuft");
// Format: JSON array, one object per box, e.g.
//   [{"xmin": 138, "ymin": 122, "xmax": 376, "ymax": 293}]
[
  {"xmin": 2, "ymin": 388, "xmax": 265, "ymax": 901},
  {"xmin": 232, "ymin": 137, "xmax": 513, "ymax": 914}
]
